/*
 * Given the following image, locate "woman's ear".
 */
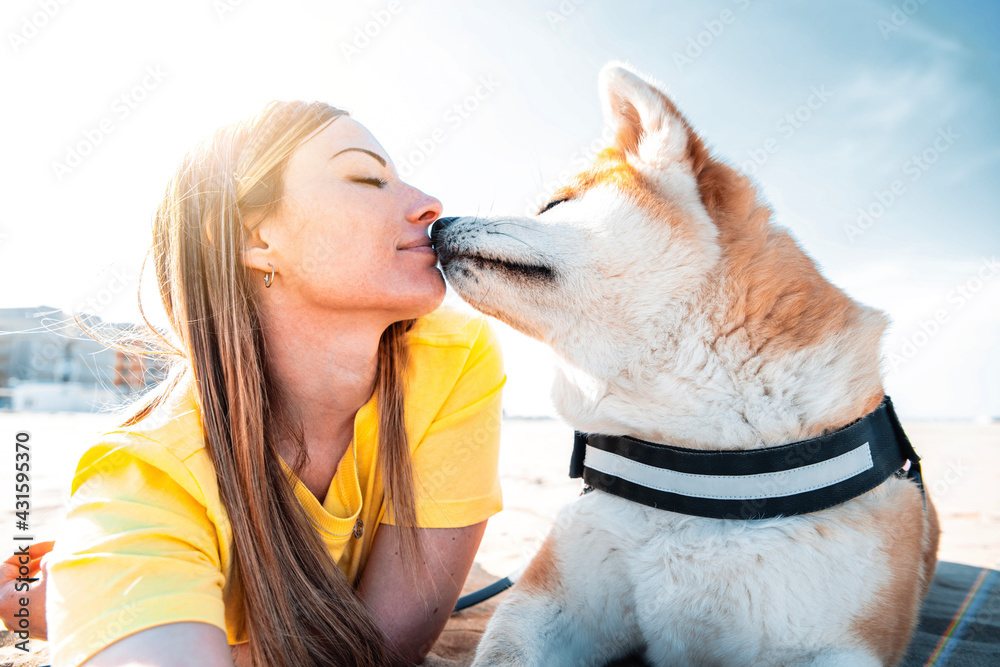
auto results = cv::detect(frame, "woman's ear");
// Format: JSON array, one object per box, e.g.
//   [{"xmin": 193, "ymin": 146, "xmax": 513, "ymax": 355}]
[{"xmin": 243, "ymin": 221, "xmax": 276, "ymax": 276}]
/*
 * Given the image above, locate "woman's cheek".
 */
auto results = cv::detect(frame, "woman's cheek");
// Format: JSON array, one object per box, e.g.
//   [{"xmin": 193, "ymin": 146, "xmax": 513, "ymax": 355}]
[{"xmin": 298, "ymin": 232, "xmax": 342, "ymax": 277}]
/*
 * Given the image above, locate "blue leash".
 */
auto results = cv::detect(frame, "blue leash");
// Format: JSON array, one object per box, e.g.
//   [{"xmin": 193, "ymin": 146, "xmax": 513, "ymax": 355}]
[{"xmin": 453, "ymin": 564, "xmax": 525, "ymax": 612}]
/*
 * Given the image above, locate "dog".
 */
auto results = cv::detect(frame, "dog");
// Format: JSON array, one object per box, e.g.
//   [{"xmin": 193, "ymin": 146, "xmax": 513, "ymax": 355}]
[{"xmin": 429, "ymin": 62, "xmax": 940, "ymax": 666}]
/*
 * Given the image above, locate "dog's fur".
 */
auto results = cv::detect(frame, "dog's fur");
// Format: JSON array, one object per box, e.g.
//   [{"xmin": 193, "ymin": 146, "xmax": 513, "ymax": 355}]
[{"xmin": 433, "ymin": 62, "xmax": 940, "ymax": 666}]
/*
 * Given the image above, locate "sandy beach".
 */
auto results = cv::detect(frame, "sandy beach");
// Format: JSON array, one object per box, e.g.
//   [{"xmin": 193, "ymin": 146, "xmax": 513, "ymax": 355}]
[{"xmin": 1, "ymin": 412, "xmax": 998, "ymax": 664}]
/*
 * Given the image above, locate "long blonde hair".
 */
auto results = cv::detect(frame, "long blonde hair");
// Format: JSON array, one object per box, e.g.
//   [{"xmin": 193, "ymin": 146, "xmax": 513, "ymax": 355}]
[{"xmin": 120, "ymin": 101, "xmax": 422, "ymax": 666}]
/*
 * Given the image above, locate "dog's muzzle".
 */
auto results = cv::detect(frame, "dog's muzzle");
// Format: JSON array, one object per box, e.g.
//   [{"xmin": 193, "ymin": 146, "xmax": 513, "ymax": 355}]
[{"xmin": 430, "ymin": 216, "xmax": 458, "ymax": 249}]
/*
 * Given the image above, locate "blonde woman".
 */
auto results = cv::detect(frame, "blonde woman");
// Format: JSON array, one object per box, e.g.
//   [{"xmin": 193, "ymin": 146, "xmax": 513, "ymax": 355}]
[{"xmin": 1, "ymin": 101, "xmax": 506, "ymax": 666}]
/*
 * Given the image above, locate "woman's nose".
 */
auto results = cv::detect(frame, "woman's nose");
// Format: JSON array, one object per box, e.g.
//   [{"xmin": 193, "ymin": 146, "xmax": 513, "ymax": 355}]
[{"xmin": 409, "ymin": 189, "xmax": 443, "ymax": 225}]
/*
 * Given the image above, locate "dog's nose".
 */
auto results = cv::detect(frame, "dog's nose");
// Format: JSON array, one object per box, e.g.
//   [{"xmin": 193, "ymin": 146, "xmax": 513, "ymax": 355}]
[{"xmin": 430, "ymin": 217, "xmax": 458, "ymax": 247}]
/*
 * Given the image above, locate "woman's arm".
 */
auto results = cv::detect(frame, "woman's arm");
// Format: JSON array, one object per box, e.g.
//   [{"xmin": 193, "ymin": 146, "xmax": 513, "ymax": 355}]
[
  {"xmin": 7, "ymin": 561, "xmax": 242, "ymax": 667},
  {"xmin": 79, "ymin": 622, "xmax": 234, "ymax": 667},
  {"xmin": 78, "ymin": 521, "xmax": 486, "ymax": 667},
  {"xmin": 357, "ymin": 520, "xmax": 488, "ymax": 666}
]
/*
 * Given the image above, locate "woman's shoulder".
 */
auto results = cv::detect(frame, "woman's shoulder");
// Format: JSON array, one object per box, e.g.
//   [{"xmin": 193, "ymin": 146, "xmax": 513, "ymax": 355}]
[
  {"xmin": 408, "ymin": 302, "xmax": 500, "ymax": 354},
  {"xmin": 109, "ymin": 373, "xmax": 206, "ymax": 458},
  {"xmin": 72, "ymin": 374, "xmax": 210, "ymax": 493}
]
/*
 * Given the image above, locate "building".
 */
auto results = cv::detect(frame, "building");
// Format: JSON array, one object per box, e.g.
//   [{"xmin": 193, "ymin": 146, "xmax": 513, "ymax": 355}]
[{"xmin": 0, "ymin": 306, "xmax": 170, "ymax": 411}]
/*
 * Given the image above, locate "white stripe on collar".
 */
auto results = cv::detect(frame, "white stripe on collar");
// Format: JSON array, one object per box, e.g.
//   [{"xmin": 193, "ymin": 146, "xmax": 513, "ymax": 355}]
[{"xmin": 582, "ymin": 442, "xmax": 874, "ymax": 501}]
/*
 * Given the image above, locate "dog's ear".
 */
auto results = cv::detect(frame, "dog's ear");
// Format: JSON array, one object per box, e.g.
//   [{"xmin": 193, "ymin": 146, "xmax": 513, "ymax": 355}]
[{"xmin": 599, "ymin": 62, "xmax": 693, "ymax": 167}]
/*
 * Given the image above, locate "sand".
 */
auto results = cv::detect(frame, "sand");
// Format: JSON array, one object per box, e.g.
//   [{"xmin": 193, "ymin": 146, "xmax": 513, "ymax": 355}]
[{"xmin": 0, "ymin": 412, "xmax": 997, "ymax": 665}]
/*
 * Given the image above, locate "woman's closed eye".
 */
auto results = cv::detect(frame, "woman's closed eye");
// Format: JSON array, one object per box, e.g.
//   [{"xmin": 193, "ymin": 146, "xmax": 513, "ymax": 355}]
[{"xmin": 349, "ymin": 176, "xmax": 388, "ymax": 188}]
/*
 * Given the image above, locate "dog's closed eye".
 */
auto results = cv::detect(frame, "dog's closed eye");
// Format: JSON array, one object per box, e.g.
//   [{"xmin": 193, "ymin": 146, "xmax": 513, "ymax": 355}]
[{"xmin": 538, "ymin": 197, "xmax": 571, "ymax": 214}]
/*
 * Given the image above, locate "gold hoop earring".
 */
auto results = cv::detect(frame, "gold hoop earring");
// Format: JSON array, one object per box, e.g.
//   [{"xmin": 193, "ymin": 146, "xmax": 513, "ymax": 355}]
[{"xmin": 264, "ymin": 264, "xmax": 275, "ymax": 288}]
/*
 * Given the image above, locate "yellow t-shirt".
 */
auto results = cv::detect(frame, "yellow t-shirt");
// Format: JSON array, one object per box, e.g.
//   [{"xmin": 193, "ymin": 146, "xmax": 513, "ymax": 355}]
[{"xmin": 44, "ymin": 305, "xmax": 506, "ymax": 667}]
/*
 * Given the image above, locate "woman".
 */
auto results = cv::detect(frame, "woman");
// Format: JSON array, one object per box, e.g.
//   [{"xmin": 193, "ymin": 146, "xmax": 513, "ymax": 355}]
[{"xmin": 1, "ymin": 101, "xmax": 506, "ymax": 666}]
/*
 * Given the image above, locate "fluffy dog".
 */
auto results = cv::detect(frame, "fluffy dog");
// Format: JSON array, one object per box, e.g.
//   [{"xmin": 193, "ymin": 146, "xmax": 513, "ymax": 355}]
[{"xmin": 431, "ymin": 62, "xmax": 939, "ymax": 666}]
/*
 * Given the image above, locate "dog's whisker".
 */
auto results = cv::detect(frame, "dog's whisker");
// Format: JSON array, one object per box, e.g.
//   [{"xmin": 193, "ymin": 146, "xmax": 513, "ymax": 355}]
[
  {"xmin": 489, "ymin": 220, "xmax": 535, "ymax": 230},
  {"xmin": 484, "ymin": 229, "xmax": 538, "ymax": 251}
]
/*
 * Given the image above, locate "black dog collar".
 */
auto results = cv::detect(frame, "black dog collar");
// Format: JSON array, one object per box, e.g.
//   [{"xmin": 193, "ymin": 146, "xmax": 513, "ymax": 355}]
[{"xmin": 570, "ymin": 395, "xmax": 924, "ymax": 520}]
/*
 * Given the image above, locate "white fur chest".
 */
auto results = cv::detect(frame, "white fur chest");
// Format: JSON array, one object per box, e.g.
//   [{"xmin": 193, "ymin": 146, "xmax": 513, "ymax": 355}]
[{"xmin": 550, "ymin": 487, "xmax": 895, "ymax": 664}]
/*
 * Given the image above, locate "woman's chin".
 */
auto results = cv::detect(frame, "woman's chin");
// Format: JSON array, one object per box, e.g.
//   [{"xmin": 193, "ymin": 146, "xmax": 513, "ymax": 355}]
[
  {"xmin": 422, "ymin": 282, "xmax": 448, "ymax": 315},
  {"xmin": 397, "ymin": 280, "xmax": 447, "ymax": 320}
]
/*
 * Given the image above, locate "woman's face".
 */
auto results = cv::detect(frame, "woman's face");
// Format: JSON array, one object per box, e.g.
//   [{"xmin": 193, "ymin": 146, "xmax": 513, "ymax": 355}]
[{"xmin": 249, "ymin": 116, "xmax": 446, "ymax": 322}]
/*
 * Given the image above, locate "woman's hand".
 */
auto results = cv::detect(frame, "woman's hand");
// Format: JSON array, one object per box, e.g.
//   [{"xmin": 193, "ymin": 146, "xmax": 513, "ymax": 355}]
[{"xmin": 0, "ymin": 539, "xmax": 54, "ymax": 641}]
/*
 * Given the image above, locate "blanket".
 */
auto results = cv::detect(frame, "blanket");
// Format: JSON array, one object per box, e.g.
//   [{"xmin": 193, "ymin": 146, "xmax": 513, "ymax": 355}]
[{"xmin": 3, "ymin": 561, "xmax": 997, "ymax": 666}]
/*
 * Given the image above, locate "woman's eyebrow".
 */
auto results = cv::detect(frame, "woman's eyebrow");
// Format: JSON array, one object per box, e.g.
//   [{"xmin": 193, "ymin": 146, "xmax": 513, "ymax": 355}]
[{"xmin": 330, "ymin": 147, "xmax": 387, "ymax": 167}]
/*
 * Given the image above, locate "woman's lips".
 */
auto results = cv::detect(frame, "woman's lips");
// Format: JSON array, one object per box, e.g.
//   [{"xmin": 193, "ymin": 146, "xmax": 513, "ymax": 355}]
[{"xmin": 401, "ymin": 245, "xmax": 437, "ymax": 255}]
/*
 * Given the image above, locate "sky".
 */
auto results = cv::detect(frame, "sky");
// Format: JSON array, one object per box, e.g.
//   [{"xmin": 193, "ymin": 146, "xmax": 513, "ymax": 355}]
[{"xmin": 1, "ymin": 0, "xmax": 998, "ymax": 420}]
